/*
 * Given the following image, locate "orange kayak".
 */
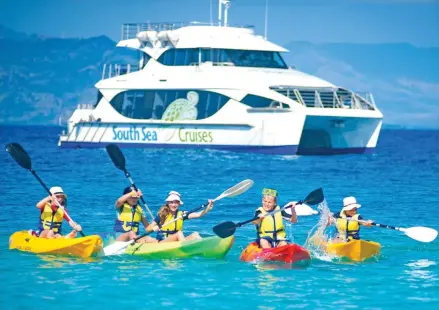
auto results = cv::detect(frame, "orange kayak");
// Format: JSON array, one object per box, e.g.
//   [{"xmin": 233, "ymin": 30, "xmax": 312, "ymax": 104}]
[{"xmin": 240, "ymin": 242, "xmax": 311, "ymax": 264}]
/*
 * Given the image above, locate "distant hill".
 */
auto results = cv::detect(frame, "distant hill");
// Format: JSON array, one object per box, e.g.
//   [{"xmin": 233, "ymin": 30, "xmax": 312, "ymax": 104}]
[
  {"xmin": 0, "ymin": 25, "xmax": 137, "ymax": 124},
  {"xmin": 0, "ymin": 25, "xmax": 438, "ymax": 128}
]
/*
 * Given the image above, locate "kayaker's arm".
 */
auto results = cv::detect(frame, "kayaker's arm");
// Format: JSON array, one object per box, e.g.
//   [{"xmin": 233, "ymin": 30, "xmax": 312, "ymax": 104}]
[
  {"xmin": 141, "ymin": 215, "xmax": 149, "ymax": 230},
  {"xmin": 284, "ymin": 201, "xmax": 298, "ymax": 223},
  {"xmin": 253, "ymin": 211, "xmax": 264, "ymax": 225},
  {"xmin": 64, "ymin": 210, "xmax": 82, "ymax": 231},
  {"xmin": 36, "ymin": 195, "xmax": 52, "ymax": 209},
  {"xmin": 358, "ymin": 217, "xmax": 374, "ymax": 227},
  {"xmin": 187, "ymin": 200, "xmax": 214, "ymax": 219},
  {"xmin": 146, "ymin": 220, "xmax": 160, "ymax": 233},
  {"xmin": 115, "ymin": 190, "xmax": 141, "ymax": 208}
]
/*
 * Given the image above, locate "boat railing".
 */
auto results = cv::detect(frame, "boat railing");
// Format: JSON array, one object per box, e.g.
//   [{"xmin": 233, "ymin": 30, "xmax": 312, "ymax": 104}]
[
  {"xmin": 121, "ymin": 22, "xmax": 254, "ymax": 40},
  {"xmin": 75, "ymin": 103, "xmax": 94, "ymax": 110},
  {"xmin": 101, "ymin": 63, "xmax": 140, "ymax": 80},
  {"xmin": 270, "ymin": 87, "xmax": 376, "ymax": 110}
]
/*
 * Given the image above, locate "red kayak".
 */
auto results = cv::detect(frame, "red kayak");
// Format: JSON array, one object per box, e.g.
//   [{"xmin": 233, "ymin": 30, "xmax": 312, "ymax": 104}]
[{"xmin": 240, "ymin": 242, "xmax": 311, "ymax": 265}]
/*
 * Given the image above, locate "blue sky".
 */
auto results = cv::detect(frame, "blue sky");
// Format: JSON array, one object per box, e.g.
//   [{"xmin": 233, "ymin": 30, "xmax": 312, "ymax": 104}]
[
  {"xmin": 1, "ymin": 0, "xmax": 438, "ymax": 127},
  {"xmin": 0, "ymin": 0, "xmax": 438, "ymax": 47}
]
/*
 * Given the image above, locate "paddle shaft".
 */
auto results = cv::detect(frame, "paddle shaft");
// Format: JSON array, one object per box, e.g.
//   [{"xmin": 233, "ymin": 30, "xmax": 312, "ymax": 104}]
[
  {"xmin": 31, "ymin": 169, "xmax": 85, "ymax": 237},
  {"xmin": 337, "ymin": 217, "xmax": 399, "ymax": 230},
  {"xmin": 123, "ymin": 169, "xmax": 154, "ymax": 220},
  {"xmin": 134, "ymin": 201, "xmax": 214, "ymax": 242},
  {"xmin": 138, "ymin": 189, "xmax": 231, "ymax": 240},
  {"xmin": 236, "ymin": 201, "xmax": 300, "ymax": 227},
  {"xmin": 104, "ymin": 179, "xmax": 254, "ymax": 255}
]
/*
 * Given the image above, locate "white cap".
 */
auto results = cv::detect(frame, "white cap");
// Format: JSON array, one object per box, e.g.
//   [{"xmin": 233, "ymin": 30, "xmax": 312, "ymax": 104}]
[
  {"xmin": 50, "ymin": 186, "xmax": 66, "ymax": 196},
  {"xmin": 342, "ymin": 196, "xmax": 361, "ymax": 212},
  {"xmin": 165, "ymin": 191, "xmax": 183, "ymax": 205}
]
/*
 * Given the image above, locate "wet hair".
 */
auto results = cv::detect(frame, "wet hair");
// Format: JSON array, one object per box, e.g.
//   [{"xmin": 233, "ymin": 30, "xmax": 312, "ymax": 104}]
[{"xmin": 157, "ymin": 204, "xmax": 171, "ymax": 225}]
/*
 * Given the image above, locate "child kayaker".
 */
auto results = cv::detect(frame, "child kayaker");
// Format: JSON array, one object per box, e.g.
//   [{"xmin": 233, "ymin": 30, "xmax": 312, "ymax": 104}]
[
  {"xmin": 33, "ymin": 186, "xmax": 82, "ymax": 239},
  {"xmin": 253, "ymin": 188, "xmax": 298, "ymax": 249},
  {"xmin": 331, "ymin": 196, "xmax": 373, "ymax": 242},
  {"xmin": 114, "ymin": 186, "xmax": 156, "ymax": 242},
  {"xmin": 146, "ymin": 191, "xmax": 214, "ymax": 242}
]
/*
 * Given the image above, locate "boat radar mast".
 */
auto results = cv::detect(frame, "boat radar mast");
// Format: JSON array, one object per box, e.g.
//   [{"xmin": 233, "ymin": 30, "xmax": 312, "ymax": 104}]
[{"xmin": 218, "ymin": 0, "xmax": 231, "ymax": 27}]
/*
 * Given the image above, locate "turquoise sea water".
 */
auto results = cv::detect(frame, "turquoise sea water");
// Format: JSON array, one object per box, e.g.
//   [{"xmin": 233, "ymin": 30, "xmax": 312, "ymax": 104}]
[{"xmin": 0, "ymin": 126, "xmax": 438, "ymax": 309}]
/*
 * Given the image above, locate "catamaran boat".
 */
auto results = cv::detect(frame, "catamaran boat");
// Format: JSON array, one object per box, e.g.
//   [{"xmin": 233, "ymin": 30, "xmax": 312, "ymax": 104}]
[{"xmin": 58, "ymin": 0, "xmax": 383, "ymax": 155}]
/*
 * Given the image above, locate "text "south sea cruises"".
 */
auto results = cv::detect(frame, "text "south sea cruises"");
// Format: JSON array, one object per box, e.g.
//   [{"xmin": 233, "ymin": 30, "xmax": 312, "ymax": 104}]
[{"xmin": 112, "ymin": 126, "xmax": 213, "ymax": 143}]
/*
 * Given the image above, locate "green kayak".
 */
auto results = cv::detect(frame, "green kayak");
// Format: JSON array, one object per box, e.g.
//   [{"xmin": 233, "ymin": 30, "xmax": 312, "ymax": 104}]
[{"xmin": 124, "ymin": 235, "xmax": 234, "ymax": 259}]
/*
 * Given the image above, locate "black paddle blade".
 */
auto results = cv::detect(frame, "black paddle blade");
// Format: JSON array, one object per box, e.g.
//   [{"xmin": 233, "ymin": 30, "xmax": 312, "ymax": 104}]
[
  {"xmin": 213, "ymin": 221, "xmax": 237, "ymax": 239},
  {"xmin": 106, "ymin": 144, "xmax": 126, "ymax": 171},
  {"xmin": 6, "ymin": 143, "xmax": 32, "ymax": 170},
  {"xmin": 303, "ymin": 188, "xmax": 324, "ymax": 205}
]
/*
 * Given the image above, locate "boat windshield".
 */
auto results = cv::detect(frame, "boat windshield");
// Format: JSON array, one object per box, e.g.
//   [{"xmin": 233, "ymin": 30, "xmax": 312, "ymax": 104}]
[{"xmin": 158, "ymin": 48, "xmax": 288, "ymax": 69}]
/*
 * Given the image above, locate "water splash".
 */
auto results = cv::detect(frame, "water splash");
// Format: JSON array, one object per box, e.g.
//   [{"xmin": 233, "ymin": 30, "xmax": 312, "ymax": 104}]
[{"xmin": 304, "ymin": 200, "xmax": 334, "ymax": 260}]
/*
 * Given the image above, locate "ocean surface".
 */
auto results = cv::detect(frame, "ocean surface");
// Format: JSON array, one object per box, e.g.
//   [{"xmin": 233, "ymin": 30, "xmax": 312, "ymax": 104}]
[{"xmin": 0, "ymin": 125, "xmax": 438, "ymax": 310}]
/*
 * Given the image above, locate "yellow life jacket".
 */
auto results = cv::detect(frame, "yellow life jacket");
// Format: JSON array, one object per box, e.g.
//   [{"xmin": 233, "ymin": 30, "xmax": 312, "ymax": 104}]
[
  {"xmin": 336, "ymin": 212, "xmax": 360, "ymax": 241},
  {"xmin": 160, "ymin": 211, "xmax": 184, "ymax": 238},
  {"xmin": 114, "ymin": 203, "xmax": 143, "ymax": 233},
  {"xmin": 39, "ymin": 203, "xmax": 65, "ymax": 233},
  {"xmin": 256, "ymin": 206, "xmax": 286, "ymax": 241}
]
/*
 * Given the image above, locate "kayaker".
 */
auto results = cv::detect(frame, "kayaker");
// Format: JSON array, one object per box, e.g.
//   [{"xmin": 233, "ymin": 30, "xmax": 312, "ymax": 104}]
[
  {"xmin": 146, "ymin": 191, "xmax": 214, "ymax": 242},
  {"xmin": 331, "ymin": 196, "xmax": 373, "ymax": 242},
  {"xmin": 34, "ymin": 186, "xmax": 82, "ymax": 239},
  {"xmin": 114, "ymin": 186, "xmax": 156, "ymax": 242},
  {"xmin": 253, "ymin": 188, "xmax": 297, "ymax": 249}
]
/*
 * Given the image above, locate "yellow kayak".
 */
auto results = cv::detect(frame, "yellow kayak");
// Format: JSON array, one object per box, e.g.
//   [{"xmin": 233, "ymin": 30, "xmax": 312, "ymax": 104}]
[
  {"xmin": 326, "ymin": 240, "xmax": 381, "ymax": 262},
  {"xmin": 9, "ymin": 231, "xmax": 103, "ymax": 258}
]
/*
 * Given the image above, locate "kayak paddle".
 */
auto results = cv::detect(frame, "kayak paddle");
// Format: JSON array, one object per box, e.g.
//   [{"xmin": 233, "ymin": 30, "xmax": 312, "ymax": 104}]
[
  {"xmin": 103, "ymin": 179, "xmax": 254, "ymax": 256},
  {"xmin": 213, "ymin": 187, "xmax": 324, "ymax": 239},
  {"xmin": 344, "ymin": 218, "xmax": 438, "ymax": 243},
  {"xmin": 283, "ymin": 203, "xmax": 318, "ymax": 217},
  {"xmin": 5, "ymin": 143, "xmax": 85, "ymax": 237},
  {"xmin": 106, "ymin": 144, "xmax": 154, "ymax": 220}
]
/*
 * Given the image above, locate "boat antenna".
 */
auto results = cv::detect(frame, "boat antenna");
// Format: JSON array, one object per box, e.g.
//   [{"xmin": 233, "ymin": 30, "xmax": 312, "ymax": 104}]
[
  {"xmin": 218, "ymin": 0, "xmax": 231, "ymax": 27},
  {"xmin": 264, "ymin": 0, "xmax": 268, "ymax": 39},
  {"xmin": 224, "ymin": 0, "xmax": 230, "ymax": 27},
  {"xmin": 210, "ymin": 0, "xmax": 213, "ymax": 25},
  {"xmin": 218, "ymin": 0, "xmax": 222, "ymax": 26}
]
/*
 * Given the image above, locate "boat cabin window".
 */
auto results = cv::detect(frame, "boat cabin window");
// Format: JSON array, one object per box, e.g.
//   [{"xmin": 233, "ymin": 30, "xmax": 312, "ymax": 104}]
[
  {"xmin": 94, "ymin": 90, "xmax": 103, "ymax": 107},
  {"xmin": 158, "ymin": 48, "xmax": 199, "ymax": 66},
  {"xmin": 110, "ymin": 90, "xmax": 230, "ymax": 120},
  {"xmin": 241, "ymin": 94, "xmax": 288, "ymax": 108},
  {"xmin": 157, "ymin": 48, "xmax": 287, "ymax": 69},
  {"xmin": 201, "ymin": 49, "xmax": 287, "ymax": 69}
]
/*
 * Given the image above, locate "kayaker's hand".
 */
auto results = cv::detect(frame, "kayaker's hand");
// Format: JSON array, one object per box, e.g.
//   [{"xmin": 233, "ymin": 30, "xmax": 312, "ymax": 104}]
[
  {"xmin": 135, "ymin": 189, "xmax": 143, "ymax": 198},
  {"xmin": 75, "ymin": 224, "xmax": 82, "ymax": 232},
  {"xmin": 286, "ymin": 201, "xmax": 297, "ymax": 209},
  {"xmin": 206, "ymin": 199, "xmax": 214, "ymax": 211},
  {"xmin": 258, "ymin": 213, "xmax": 265, "ymax": 219},
  {"xmin": 365, "ymin": 220, "xmax": 374, "ymax": 227},
  {"xmin": 152, "ymin": 225, "xmax": 160, "ymax": 232},
  {"xmin": 327, "ymin": 213, "xmax": 335, "ymax": 226}
]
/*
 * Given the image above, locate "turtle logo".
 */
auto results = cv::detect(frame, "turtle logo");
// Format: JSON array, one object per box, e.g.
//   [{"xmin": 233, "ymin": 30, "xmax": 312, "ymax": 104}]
[
  {"xmin": 161, "ymin": 91, "xmax": 199, "ymax": 122},
  {"xmin": 160, "ymin": 91, "xmax": 199, "ymax": 141}
]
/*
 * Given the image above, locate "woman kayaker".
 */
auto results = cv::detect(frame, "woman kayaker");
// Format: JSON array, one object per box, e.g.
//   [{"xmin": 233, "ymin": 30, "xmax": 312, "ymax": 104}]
[
  {"xmin": 114, "ymin": 186, "xmax": 156, "ymax": 242},
  {"xmin": 34, "ymin": 186, "xmax": 82, "ymax": 239},
  {"xmin": 146, "ymin": 191, "xmax": 214, "ymax": 242},
  {"xmin": 331, "ymin": 196, "xmax": 373, "ymax": 242},
  {"xmin": 253, "ymin": 188, "xmax": 298, "ymax": 249}
]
